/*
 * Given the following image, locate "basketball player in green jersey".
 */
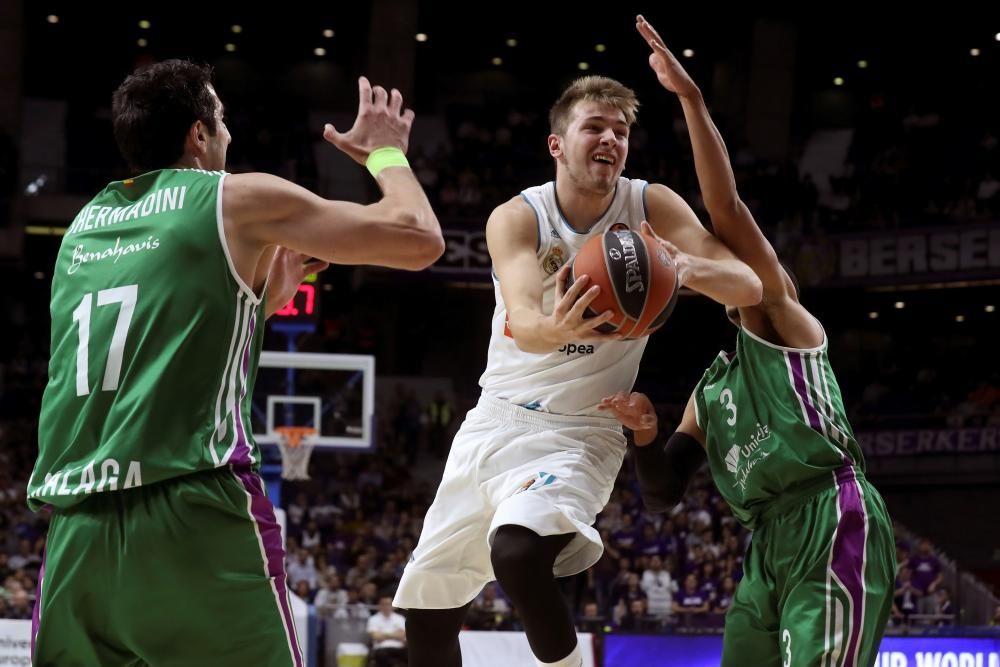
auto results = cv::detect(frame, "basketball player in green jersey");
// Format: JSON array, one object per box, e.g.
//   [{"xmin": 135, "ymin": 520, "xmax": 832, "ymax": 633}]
[
  {"xmin": 28, "ymin": 60, "xmax": 443, "ymax": 667},
  {"xmin": 600, "ymin": 17, "xmax": 896, "ymax": 667}
]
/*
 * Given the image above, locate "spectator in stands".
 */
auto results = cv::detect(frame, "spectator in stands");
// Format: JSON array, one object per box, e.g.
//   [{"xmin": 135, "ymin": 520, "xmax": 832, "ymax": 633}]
[
  {"xmin": 468, "ymin": 583, "xmax": 512, "ymax": 631},
  {"xmin": 7, "ymin": 538, "xmax": 39, "ymax": 572},
  {"xmin": 287, "ymin": 492, "xmax": 310, "ymax": 528},
  {"xmin": 640, "ymin": 555, "xmax": 677, "ymax": 620},
  {"xmin": 293, "ymin": 579, "xmax": 314, "ymax": 603},
  {"xmin": 672, "ymin": 573, "xmax": 710, "ymax": 625},
  {"xmin": 893, "ymin": 565, "xmax": 921, "ymax": 625},
  {"xmin": 607, "ymin": 557, "xmax": 633, "ymax": 604},
  {"xmin": 345, "ymin": 553, "xmax": 377, "ymax": 589},
  {"xmin": 373, "ymin": 560, "xmax": 401, "ymax": 598},
  {"xmin": 636, "ymin": 522, "xmax": 664, "ymax": 558},
  {"xmin": 366, "ymin": 596, "xmax": 407, "ymax": 667},
  {"xmin": 615, "ymin": 573, "xmax": 646, "ymax": 611},
  {"xmin": 933, "ymin": 587, "xmax": 955, "ymax": 625},
  {"xmin": 714, "ymin": 576, "xmax": 736, "ymax": 616},
  {"xmin": 685, "ymin": 543, "xmax": 707, "ymax": 575},
  {"xmin": 659, "ymin": 519, "xmax": 680, "ymax": 559},
  {"xmin": 314, "ymin": 574, "xmax": 348, "ymax": 617},
  {"xmin": 301, "ymin": 520, "xmax": 322, "ymax": 549},
  {"xmin": 910, "ymin": 538, "xmax": 944, "ymax": 612},
  {"xmin": 699, "ymin": 561, "xmax": 720, "ymax": 603},
  {"xmin": 701, "ymin": 528, "xmax": 720, "ymax": 560},
  {"xmin": 6, "ymin": 588, "xmax": 31, "ymax": 620},
  {"xmin": 359, "ymin": 581, "xmax": 379, "ymax": 610},
  {"xmin": 895, "ymin": 540, "xmax": 911, "ymax": 574},
  {"xmin": 286, "ymin": 548, "xmax": 318, "ymax": 591},
  {"xmin": 612, "ymin": 513, "xmax": 640, "ymax": 556},
  {"xmin": 617, "ymin": 598, "xmax": 652, "ymax": 632},
  {"xmin": 578, "ymin": 601, "xmax": 605, "ymax": 634},
  {"xmin": 333, "ymin": 587, "xmax": 372, "ymax": 621}
]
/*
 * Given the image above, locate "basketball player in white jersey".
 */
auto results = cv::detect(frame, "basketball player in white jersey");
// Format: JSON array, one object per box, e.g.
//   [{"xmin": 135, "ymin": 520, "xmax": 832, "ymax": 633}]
[{"xmin": 394, "ymin": 76, "xmax": 763, "ymax": 667}]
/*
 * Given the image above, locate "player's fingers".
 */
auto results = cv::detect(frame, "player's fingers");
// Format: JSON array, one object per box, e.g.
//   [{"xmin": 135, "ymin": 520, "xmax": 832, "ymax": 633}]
[
  {"xmin": 357, "ymin": 76, "xmax": 373, "ymax": 110},
  {"xmin": 388, "ymin": 88, "xmax": 403, "ymax": 115},
  {"xmin": 577, "ymin": 316, "xmax": 616, "ymax": 340},
  {"xmin": 566, "ymin": 285, "xmax": 601, "ymax": 321},
  {"xmin": 559, "ymin": 274, "xmax": 592, "ymax": 312},
  {"xmin": 636, "ymin": 16, "xmax": 669, "ymax": 54},
  {"xmin": 372, "ymin": 85, "xmax": 389, "ymax": 110},
  {"xmin": 554, "ymin": 263, "xmax": 572, "ymax": 301}
]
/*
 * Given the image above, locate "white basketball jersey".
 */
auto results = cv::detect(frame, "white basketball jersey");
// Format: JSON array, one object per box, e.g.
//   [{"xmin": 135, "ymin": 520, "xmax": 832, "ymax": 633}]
[{"xmin": 479, "ymin": 177, "xmax": 651, "ymax": 416}]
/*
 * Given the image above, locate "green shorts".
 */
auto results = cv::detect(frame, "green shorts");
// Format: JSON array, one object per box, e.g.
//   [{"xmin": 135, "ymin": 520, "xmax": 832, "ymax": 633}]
[
  {"xmin": 32, "ymin": 468, "xmax": 303, "ymax": 667},
  {"xmin": 721, "ymin": 467, "xmax": 895, "ymax": 667}
]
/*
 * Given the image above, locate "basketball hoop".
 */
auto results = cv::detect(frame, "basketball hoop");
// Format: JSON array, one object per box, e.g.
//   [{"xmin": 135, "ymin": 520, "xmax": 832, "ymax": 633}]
[{"xmin": 275, "ymin": 426, "xmax": 316, "ymax": 480}]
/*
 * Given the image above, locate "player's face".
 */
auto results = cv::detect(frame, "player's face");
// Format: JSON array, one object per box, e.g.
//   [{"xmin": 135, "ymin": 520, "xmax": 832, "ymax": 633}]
[
  {"xmin": 202, "ymin": 85, "xmax": 231, "ymax": 170},
  {"xmin": 552, "ymin": 100, "xmax": 629, "ymax": 195}
]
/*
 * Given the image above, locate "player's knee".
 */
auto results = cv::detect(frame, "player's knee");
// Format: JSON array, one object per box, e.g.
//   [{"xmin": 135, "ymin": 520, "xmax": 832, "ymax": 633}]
[
  {"xmin": 490, "ymin": 524, "xmax": 547, "ymax": 583},
  {"xmin": 404, "ymin": 607, "xmax": 465, "ymax": 650}
]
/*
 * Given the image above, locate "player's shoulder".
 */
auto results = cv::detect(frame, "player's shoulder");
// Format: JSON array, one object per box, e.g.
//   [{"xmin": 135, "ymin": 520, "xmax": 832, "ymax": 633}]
[
  {"xmin": 643, "ymin": 182, "xmax": 687, "ymax": 210},
  {"xmin": 223, "ymin": 171, "xmax": 317, "ymax": 218},
  {"xmin": 488, "ymin": 193, "xmax": 538, "ymax": 227},
  {"xmin": 224, "ymin": 171, "xmax": 291, "ymax": 197}
]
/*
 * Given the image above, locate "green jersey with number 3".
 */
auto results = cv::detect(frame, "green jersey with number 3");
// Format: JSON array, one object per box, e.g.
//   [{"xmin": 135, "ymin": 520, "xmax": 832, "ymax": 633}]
[
  {"xmin": 692, "ymin": 327, "xmax": 865, "ymax": 530},
  {"xmin": 28, "ymin": 169, "xmax": 265, "ymax": 510}
]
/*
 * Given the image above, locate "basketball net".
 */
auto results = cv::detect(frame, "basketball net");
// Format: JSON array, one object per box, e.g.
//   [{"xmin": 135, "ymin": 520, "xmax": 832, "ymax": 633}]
[{"xmin": 275, "ymin": 426, "xmax": 316, "ymax": 480}]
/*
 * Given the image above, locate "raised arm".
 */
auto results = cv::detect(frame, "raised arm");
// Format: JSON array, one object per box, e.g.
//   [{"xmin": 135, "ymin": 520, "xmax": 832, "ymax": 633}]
[
  {"xmin": 642, "ymin": 184, "xmax": 761, "ymax": 307},
  {"xmin": 224, "ymin": 77, "xmax": 444, "ymax": 271},
  {"xmin": 637, "ymin": 15, "xmax": 824, "ymax": 348}
]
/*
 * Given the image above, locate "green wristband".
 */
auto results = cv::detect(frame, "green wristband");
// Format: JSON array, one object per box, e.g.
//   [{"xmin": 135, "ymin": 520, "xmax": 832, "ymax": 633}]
[{"xmin": 365, "ymin": 147, "xmax": 410, "ymax": 178}]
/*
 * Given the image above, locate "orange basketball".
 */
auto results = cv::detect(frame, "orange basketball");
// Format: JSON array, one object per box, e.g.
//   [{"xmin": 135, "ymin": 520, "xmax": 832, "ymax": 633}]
[{"xmin": 566, "ymin": 226, "xmax": 679, "ymax": 339}]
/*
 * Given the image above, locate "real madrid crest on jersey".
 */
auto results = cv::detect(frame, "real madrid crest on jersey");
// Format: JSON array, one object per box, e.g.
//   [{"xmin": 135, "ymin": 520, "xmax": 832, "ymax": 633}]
[{"xmin": 542, "ymin": 246, "xmax": 565, "ymax": 275}]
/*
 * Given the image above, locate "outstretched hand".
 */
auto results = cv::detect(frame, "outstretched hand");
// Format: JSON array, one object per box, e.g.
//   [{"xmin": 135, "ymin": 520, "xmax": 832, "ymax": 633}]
[
  {"xmin": 323, "ymin": 76, "xmax": 415, "ymax": 165},
  {"xmin": 635, "ymin": 15, "xmax": 701, "ymax": 100}
]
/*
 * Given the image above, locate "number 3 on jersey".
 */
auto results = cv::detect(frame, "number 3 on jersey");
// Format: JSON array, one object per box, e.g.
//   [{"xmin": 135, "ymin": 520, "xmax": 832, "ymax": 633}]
[
  {"xmin": 719, "ymin": 388, "xmax": 738, "ymax": 426},
  {"xmin": 71, "ymin": 284, "xmax": 138, "ymax": 396}
]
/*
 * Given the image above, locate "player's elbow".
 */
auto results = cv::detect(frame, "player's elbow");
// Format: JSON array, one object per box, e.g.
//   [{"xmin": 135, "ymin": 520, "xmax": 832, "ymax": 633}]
[
  {"xmin": 740, "ymin": 271, "xmax": 764, "ymax": 306},
  {"xmin": 387, "ymin": 210, "xmax": 446, "ymax": 270},
  {"xmin": 704, "ymin": 195, "xmax": 742, "ymax": 223},
  {"xmin": 401, "ymin": 228, "xmax": 446, "ymax": 270},
  {"xmin": 722, "ymin": 266, "xmax": 762, "ymax": 307},
  {"xmin": 509, "ymin": 330, "xmax": 548, "ymax": 354}
]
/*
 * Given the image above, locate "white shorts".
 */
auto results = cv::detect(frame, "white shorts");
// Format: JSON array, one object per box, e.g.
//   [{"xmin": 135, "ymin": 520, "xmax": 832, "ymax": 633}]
[{"xmin": 393, "ymin": 393, "xmax": 626, "ymax": 610}]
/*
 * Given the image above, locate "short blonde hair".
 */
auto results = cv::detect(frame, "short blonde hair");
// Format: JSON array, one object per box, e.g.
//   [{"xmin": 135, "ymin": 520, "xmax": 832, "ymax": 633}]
[{"xmin": 548, "ymin": 76, "xmax": 639, "ymax": 135}]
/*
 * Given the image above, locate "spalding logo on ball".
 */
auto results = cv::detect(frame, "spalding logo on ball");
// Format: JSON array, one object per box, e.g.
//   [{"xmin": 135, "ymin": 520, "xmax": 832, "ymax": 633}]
[{"xmin": 567, "ymin": 227, "xmax": 679, "ymax": 339}]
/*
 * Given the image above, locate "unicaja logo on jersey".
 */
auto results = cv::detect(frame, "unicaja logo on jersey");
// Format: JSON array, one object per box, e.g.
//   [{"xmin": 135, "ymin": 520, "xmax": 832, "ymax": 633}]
[{"xmin": 725, "ymin": 446, "xmax": 740, "ymax": 474}]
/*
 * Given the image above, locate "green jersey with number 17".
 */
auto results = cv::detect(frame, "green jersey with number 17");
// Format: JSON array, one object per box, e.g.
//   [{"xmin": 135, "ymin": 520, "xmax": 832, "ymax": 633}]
[{"xmin": 28, "ymin": 169, "xmax": 266, "ymax": 510}]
